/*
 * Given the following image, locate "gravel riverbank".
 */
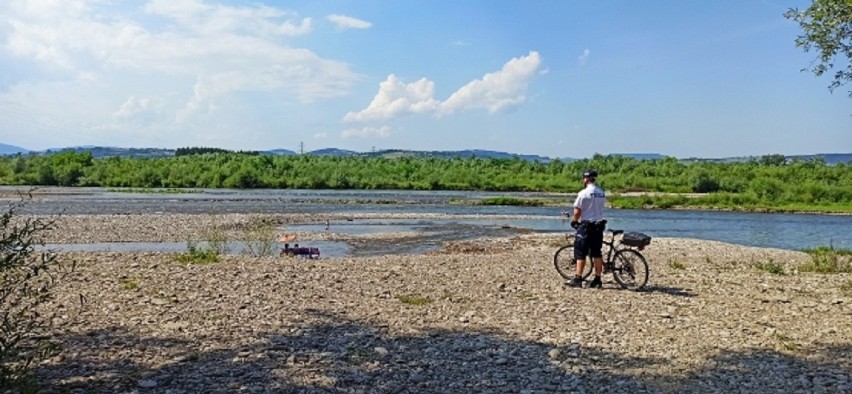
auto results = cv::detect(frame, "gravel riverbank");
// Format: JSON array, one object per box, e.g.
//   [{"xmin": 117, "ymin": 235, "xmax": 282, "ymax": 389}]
[{"xmin": 18, "ymin": 214, "xmax": 852, "ymax": 393}]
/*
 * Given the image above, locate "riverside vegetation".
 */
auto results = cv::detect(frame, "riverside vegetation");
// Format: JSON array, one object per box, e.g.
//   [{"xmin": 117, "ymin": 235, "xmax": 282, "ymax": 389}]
[
  {"xmin": 0, "ymin": 151, "xmax": 850, "ymax": 213},
  {"xmin": 0, "ymin": 198, "xmax": 73, "ymax": 391}
]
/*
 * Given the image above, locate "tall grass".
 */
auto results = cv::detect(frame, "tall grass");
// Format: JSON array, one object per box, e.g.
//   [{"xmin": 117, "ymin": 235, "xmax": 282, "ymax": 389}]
[
  {"xmin": 242, "ymin": 218, "xmax": 278, "ymax": 257},
  {"xmin": 799, "ymin": 246, "xmax": 852, "ymax": 273},
  {"xmin": 204, "ymin": 226, "xmax": 231, "ymax": 255},
  {"xmin": 752, "ymin": 260, "xmax": 785, "ymax": 275},
  {"xmin": 398, "ymin": 294, "xmax": 433, "ymax": 305},
  {"xmin": 175, "ymin": 242, "xmax": 219, "ymax": 264}
]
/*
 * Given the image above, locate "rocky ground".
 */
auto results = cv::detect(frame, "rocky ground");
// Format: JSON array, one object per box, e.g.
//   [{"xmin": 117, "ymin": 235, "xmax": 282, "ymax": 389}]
[{"xmin": 13, "ymin": 214, "xmax": 852, "ymax": 393}]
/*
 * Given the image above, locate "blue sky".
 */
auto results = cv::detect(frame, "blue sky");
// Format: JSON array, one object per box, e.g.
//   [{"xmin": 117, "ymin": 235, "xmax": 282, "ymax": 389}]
[{"xmin": 0, "ymin": 0, "xmax": 849, "ymax": 159}]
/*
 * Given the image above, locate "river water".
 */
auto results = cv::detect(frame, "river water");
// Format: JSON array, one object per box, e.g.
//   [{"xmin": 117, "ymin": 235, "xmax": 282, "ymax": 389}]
[{"xmin": 5, "ymin": 187, "xmax": 851, "ymax": 252}]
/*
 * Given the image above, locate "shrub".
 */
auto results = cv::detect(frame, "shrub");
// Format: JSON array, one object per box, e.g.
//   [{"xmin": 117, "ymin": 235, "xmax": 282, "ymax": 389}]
[
  {"xmin": 841, "ymin": 280, "xmax": 852, "ymax": 297},
  {"xmin": 752, "ymin": 260, "xmax": 785, "ymax": 275},
  {"xmin": 1, "ymin": 196, "xmax": 74, "ymax": 388},
  {"xmin": 667, "ymin": 260, "xmax": 686, "ymax": 270},
  {"xmin": 242, "ymin": 218, "xmax": 278, "ymax": 257},
  {"xmin": 120, "ymin": 277, "xmax": 139, "ymax": 290},
  {"xmin": 175, "ymin": 242, "xmax": 219, "ymax": 264},
  {"xmin": 204, "ymin": 226, "xmax": 231, "ymax": 255},
  {"xmin": 799, "ymin": 247, "xmax": 852, "ymax": 274},
  {"xmin": 398, "ymin": 294, "xmax": 433, "ymax": 306},
  {"xmin": 693, "ymin": 175, "xmax": 721, "ymax": 193}
]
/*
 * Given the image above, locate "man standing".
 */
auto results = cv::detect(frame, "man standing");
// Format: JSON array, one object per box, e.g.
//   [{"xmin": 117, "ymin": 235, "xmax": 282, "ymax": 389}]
[{"xmin": 567, "ymin": 169, "xmax": 607, "ymax": 289}]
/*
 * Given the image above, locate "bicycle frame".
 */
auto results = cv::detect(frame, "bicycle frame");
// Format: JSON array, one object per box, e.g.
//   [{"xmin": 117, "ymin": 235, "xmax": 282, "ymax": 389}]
[
  {"xmin": 553, "ymin": 228, "xmax": 650, "ymax": 289},
  {"xmin": 577, "ymin": 230, "xmax": 621, "ymax": 266},
  {"xmin": 601, "ymin": 231, "xmax": 618, "ymax": 267}
]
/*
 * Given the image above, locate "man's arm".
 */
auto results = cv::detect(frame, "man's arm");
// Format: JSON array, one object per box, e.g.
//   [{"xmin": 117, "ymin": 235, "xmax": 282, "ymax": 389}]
[{"xmin": 571, "ymin": 207, "xmax": 582, "ymax": 228}]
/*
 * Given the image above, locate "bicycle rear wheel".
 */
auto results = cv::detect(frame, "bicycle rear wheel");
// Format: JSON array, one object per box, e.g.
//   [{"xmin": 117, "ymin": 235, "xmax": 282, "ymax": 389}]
[
  {"xmin": 611, "ymin": 249, "xmax": 649, "ymax": 290},
  {"xmin": 554, "ymin": 244, "xmax": 593, "ymax": 280}
]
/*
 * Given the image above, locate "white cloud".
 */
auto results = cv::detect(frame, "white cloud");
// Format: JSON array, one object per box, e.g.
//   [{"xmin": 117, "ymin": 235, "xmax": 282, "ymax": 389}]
[
  {"xmin": 344, "ymin": 51, "xmax": 542, "ymax": 123},
  {"xmin": 145, "ymin": 0, "xmax": 312, "ymax": 37},
  {"xmin": 343, "ymin": 75, "xmax": 439, "ymax": 122},
  {"xmin": 2, "ymin": 1, "xmax": 353, "ymax": 101},
  {"xmin": 440, "ymin": 51, "xmax": 542, "ymax": 115},
  {"xmin": 326, "ymin": 14, "xmax": 372, "ymax": 30},
  {"xmin": 114, "ymin": 95, "xmax": 153, "ymax": 119},
  {"xmin": 578, "ymin": 49, "xmax": 590, "ymax": 65},
  {"xmin": 341, "ymin": 125, "xmax": 392, "ymax": 138},
  {"xmin": 0, "ymin": 0, "xmax": 359, "ymax": 148}
]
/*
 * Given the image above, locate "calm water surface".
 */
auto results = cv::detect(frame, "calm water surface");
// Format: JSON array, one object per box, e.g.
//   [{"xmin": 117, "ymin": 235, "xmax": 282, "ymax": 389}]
[{"xmin": 7, "ymin": 187, "xmax": 851, "ymax": 251}]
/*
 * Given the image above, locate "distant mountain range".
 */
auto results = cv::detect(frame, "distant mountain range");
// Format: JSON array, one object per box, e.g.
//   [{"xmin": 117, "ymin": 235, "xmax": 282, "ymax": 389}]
[
  {"xmin": 0, "ymin": 143, "xmax": 29, "ymax": 155},
  {"xmin": 1, "ymin": 143, "xmax": 850, "ymax": 164},
  {"xmin": 680, "ymin": 153, "xmax": 852, "ymax": 165},
  {"xmin": 0, "ymin": 145, "xmax": 555, "ymax": 161}
]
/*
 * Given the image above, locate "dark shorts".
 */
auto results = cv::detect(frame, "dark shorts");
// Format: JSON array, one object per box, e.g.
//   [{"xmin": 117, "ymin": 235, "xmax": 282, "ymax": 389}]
[{"xmin": 574, "ymin": 226, "xmax": 604, "ymax": 260}]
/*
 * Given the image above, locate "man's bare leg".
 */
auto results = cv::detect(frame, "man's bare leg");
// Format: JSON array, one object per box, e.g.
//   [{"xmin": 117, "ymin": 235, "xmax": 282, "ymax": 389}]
[
  {"xmin": 567, "ymin": 259, "xmax": 586, "ymax": 287},
  {"xmin": 589, "ymin": 257, "xmax": 604, "ymax": 288},
  {"xmin": 593, "ymin": 257, "xmax": 603, "ymax": 276}
]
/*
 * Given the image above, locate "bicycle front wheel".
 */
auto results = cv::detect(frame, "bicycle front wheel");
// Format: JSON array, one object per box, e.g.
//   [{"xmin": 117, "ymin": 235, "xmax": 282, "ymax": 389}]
[
  {"xmin": 554, "ymin": 244, "xmax": 592, "ymax": 280},
  {"xmin": 612, "ymin": 249, "xmax": 649, "ymax": 290}
]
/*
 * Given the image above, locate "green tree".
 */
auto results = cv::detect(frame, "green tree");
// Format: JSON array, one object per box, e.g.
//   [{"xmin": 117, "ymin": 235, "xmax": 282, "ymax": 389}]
[
  {"xmin": 785, "ymin": 0, "xmax": 852, "ymax": 98},
  {"xmin": 759, "ymin": 154, "xmax": 787, "ymax": 166},
  {"xmin": 1, "ymin": 196, "xmax": 73, "ymax": 388},
  {"xmin": 693, "ymin": 174, "xmax": 721, "ymax": 193}
]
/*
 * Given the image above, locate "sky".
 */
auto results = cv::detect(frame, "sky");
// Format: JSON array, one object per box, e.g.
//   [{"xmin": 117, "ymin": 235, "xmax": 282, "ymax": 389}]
[{"xmin": 0, "ymin": 0, "xmax": 849, "ymax": 159}]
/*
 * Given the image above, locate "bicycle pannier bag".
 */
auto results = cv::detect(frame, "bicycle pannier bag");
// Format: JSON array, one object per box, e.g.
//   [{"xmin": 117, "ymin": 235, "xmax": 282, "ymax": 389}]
[{"xmin": 622, "ymin": 232, "xmax": 652, "ymax": 247}]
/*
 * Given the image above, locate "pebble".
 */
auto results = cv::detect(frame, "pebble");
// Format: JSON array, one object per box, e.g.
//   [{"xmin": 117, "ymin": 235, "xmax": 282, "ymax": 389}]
[{"xmin": 137, "ymin": 380, "xmax": 157, "ymax": 389}]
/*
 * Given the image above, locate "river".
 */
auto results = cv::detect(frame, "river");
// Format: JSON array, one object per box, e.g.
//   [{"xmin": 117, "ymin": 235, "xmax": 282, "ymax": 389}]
[{"xmin": 4, "ymin": 187, "xmax": 850, "ymax": 251}]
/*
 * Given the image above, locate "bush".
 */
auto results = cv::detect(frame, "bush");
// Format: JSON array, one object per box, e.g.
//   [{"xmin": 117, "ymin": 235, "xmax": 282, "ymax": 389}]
[
  {"xmin": 175, "ymin": 242, "xmax": 219, "ymax": 264},
  {"xmin": 799, "ymin": 247, "xmax": 852, "ymax": 273},
  {"xmin": 693, "ymin": 175, "xmax": 721, "ymax": 193},
  {"xmin": 242, "ymin": 218, "xmax": 278, "ymax": 257},
  {"xmin": 1, "ymin": 196, "xmax": 73, "ymax": 388},
  {"xmin": 752, "ymin": 260, "xmax": 785, "ymax": 275},
  {"xmin": 398, "ymin": 294, "xmax": 433, "ymax": 305},
  {"xmin": 667, "ymin": 260, "xmax": 686, "ymax": 270},
  {"xmin": 841, "ymin": 280, "xmax": 852, "ymax": 297}
]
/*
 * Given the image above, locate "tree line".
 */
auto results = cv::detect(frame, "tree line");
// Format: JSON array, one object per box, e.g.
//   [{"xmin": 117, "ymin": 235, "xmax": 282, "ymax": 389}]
[{"xmin": 0, "ymin": 151, "xmax": 850, "ymax": 212}]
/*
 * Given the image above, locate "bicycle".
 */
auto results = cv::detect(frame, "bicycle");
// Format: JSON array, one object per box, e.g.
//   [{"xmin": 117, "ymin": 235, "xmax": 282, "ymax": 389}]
[{"xmin": 553, "ymin": 228, "xmax": 651, "ymax": 290}]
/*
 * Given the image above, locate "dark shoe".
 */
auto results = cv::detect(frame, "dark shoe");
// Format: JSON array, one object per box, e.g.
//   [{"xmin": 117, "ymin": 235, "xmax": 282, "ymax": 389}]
[
  {"xmin": 589, "ymin": 276, "xmax": 602, "ymax": 289},
  {"xmin": 566, "ymin": 276, "xmax": 584, "ymax": 288}
]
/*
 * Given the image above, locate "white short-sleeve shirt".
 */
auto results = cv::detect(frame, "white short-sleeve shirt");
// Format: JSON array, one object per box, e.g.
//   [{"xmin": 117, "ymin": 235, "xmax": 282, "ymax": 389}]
[{"xmin": 573, "ymin": 183, "xmax": 606, "ymax": 221}]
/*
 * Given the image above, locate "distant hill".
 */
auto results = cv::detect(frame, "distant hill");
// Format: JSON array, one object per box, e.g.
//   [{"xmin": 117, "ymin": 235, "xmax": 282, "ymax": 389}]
[
  {"xmin": 0, "ymin": 143, "xmax": 29, "ymax": 155},
  {"xmin": 3, "ymin": 142, "xmax": 849, "ymax": 164},
  {"xmin": 609, "ymin": 153, "xmax": 667, "ymax": 160},
  {"xmin": 367, "ymin": 149, "xmax": 552, "ymax": 162},
  {"xmin": 556, "ymin": 153, "xmax": 667, "ymax": 162},
  {"xmin": 682, "ymin": 153, "xmax": 852, "ymax": 165},
  {"xmin": 43, "ymin": 146, "xmax": 175, "ymax": 158},
  {"xmin": 309, "ymin": 148, "xmax": 359, "ymax": 156},
  {"xmin": 263, "ymin": 149, "xmax": 296, "ymax": 156}
]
